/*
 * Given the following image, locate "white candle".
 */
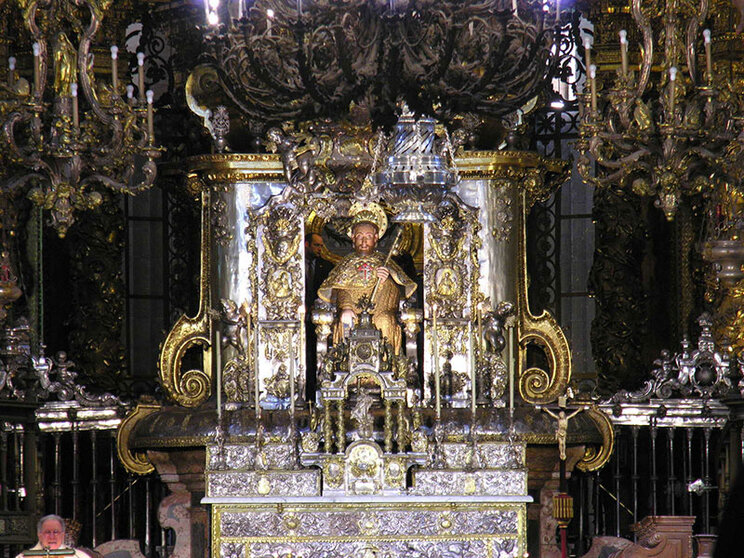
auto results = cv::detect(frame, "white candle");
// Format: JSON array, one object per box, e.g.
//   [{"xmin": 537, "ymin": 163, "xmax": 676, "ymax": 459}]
[
  {"xmin": 589, "ymin": 64, "xmax": 597, "ymax": 112},
  {"xmin": 266, "ymin": 9, "xmax": 274, "ymax": 34},
  {"xmin": 432, "ymin": 303, "xmax": 440, "ymax": 420},
  {"xmin": 71, "ymin": 82, "xmax": 79, "ymax": 129},
  {"xmin": 110, "ymin": 46, "xmax": 118, "ymax": 93},
  {"xmin": 703, "ymin": 29, "xmax": 712, "ymax": 83},
  {"xmin": 216, "ymin": 321, "xmax": 222, "ymax": 421},
  {"xmin": 126, "ymin": 84, "xmax": 134, "ymax": 102},
  {"xmin": 8, "ymin": 56, "xmax": 15, "ymax": 87},
  {"xmin": 207, "ymin": 0, "xmax": 220, "ymax": 26},
  {"xmin": 299, "ymin": 304, "xmax": 306, "ymax": 399},
  {"xmin": 289, "ymin": 328, "xmax": 295, "ymax": 412},
  {"xmin": 255, "ymin": 321, "xmax": 261, "ymax": 418},
  {"xmin": 508, "ymin": 325, "xmax": 515, "ymax": 410},
  {"xmin": 583, "ymin": 37, "xmax": 592, "ymax": 75},
  {"xmin": 669, "ymin": 66, "xmax": 677, "ymax": 118},
  {"xmin": 555, "ymin": 0, "xmax": 560, "ymax": 23},
  {"xmin": 137, "ymin": 52, "xmax": 145, "ymax": 103},
  {"xmin": 477, "ymin": 304, "xmax": 483, "ymax": 355},
  {"xmin": 619, "ymin": 30, "xmax": 628, "ymax": 78},
  {"xmin": 33, "ymin": 42, "xmax": 40, "ymax": 96},
  {"xmin": 146, "ymin": 89, "xmax": 154, "ymax": 142},
  {"xmin": 470, "ymin": 322, "xmax": 476, "ymax": 416}
]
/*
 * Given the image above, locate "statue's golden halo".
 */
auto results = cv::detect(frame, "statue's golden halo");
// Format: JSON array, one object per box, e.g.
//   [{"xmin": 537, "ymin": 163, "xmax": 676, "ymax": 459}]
[{"xmin": 347, "ymin": 201, "xmax": 388, "ymax": 238}]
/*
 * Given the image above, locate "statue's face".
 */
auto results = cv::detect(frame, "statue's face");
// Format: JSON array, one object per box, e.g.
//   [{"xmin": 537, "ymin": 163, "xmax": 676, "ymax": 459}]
[{"xmin": 352, "ymin": 223, "xmax": 378, "ymax": 255}]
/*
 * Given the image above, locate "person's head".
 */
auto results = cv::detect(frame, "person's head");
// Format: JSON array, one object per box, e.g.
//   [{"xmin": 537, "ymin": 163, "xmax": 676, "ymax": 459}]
[
  {"xmin": 305, "ymin": 233, "xmax": 324, "ymax": 258},
  {"xmin": 37, "ymin": 515, "xmax": 65, "ymax": 549},
  {"xmin": 352, "ymin": 222, "xmax": 379, "ymax": 256}
]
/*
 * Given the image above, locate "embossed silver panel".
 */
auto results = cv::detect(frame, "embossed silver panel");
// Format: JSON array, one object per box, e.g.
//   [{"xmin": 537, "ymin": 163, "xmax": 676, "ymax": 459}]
[
  {"xmin": 207, "ymin": 470, "xmax": 321, "ymax": 497},
  {"xmin": 411, "ymin": 470, "xmax": 527, "ymax": 496},
  {"xmin": 208, "ymin": 443, "xmax": 294, "ymax": 470},
  {"xmin": 214, "ymin": 502, "xmax": 524, "ymax": 558},
  {"xmin": 440, "ymin": 442, "xmax": 524, "ymax": 468}
]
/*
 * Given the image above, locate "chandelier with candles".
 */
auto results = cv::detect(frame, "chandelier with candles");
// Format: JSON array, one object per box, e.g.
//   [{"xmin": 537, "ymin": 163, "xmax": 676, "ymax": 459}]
[
  {"xmin": 200, "ymin": 0, "xmax": 562, "ymax": 128},
  {"xmin": 576, "ymin": 0, "xmax": 744, "ymax": 221},
  {"xmin": 0, "ymin": 0, "xmax": 161, "ymax": 237}
]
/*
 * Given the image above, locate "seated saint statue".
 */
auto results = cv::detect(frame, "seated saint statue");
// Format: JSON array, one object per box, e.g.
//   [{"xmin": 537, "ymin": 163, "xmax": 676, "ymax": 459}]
[{"xmin": 317, "ymin": 205, "xmax": 416, "ymax": 354}]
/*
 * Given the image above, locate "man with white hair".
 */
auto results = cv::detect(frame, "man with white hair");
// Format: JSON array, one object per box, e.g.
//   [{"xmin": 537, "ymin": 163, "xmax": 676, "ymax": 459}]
[{"xmin": 16, "ymin": 515, "xmax": 87, "ymax": 558}]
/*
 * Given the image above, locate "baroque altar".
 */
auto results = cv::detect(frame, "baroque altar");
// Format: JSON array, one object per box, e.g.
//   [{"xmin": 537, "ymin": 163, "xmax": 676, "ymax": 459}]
[
  {"xmin": 117, "ymin": 114, "xmax": 613, "ymax": 558},
  {"xmin": 115, "ymin": 3, "xmax": 613, "ymax": 556}
]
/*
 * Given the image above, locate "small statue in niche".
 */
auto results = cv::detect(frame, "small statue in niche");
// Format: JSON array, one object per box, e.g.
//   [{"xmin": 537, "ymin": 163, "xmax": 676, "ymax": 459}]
[
  {"xmin": 440, "ymin": 350, "xmax": 454, "ymax": 397},
  {"xmin": 265, "ymin": 363, "xmax": 290, "ymax": 399},
  {"xmin": 350, "ymin": 389, "xmax": 376, "ymax": 440}
]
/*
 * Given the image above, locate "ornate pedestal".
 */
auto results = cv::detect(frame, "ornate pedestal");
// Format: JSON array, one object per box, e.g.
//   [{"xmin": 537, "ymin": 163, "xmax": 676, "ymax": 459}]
[
  {"xmin": 208, "ymin": 498, "xmax": 527, "ymax": 558},
  {"xmin": 205, "ymin": 441, "xmax": 530, "ymax": 558}
]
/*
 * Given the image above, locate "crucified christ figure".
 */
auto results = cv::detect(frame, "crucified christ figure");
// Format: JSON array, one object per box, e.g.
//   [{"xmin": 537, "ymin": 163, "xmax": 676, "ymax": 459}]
[{"xmin": 539, "ymin": 406, "xmax": 587, "ymax": 461}]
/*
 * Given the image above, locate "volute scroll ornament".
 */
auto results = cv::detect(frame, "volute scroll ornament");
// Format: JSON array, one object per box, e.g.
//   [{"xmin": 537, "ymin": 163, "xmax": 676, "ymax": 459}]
[
  {"xmin": 576, "ymin": 403, "xmax": 615, "ymax": 473},
  {"xmin": 117, "ymin": 403, "xmax": 161, "ymax": 475},
  {"xmin": 516, "ymin": 191, "xmax": 571, "ymax": 405},
  {"xmin": 159, "ymin": 189, "xmax": 213, "ymax": 407}
]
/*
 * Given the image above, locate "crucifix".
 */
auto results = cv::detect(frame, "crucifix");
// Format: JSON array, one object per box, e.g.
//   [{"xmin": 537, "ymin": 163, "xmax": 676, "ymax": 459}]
[
  {"xmin": 538, "ymin": 396, "xmax": 588, "ymax": 461},
  {"xmin": 537, "ymin": 394, "xmax": 590, "ymax": 558}
]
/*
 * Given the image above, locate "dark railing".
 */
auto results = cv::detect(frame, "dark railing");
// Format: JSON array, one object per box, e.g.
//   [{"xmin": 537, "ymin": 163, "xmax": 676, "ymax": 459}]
[
  {"xmin": 566, "ymin": 399, "xmax": 733, "ymax": 555},
  {"xmin": 1, "ymin": 401, "xmax": 168, "ymax": 558}
]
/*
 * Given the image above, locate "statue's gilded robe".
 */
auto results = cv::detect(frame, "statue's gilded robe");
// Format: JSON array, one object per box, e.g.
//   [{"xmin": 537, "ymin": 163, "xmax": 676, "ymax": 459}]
[{"xmin": 317, "ymin": 251, "xmax": 416, "ymax": 354}]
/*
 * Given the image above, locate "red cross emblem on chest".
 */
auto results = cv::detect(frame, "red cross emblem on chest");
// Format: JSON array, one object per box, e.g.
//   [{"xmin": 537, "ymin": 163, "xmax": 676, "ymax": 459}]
[{"xmin": 357, "ymin": 261, "xmax": 374, "ymax": 281}]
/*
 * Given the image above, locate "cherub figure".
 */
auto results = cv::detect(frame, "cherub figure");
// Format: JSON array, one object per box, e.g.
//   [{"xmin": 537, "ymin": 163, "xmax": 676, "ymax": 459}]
[
  {"xmin": 265, "ymin": 127, "xmax": 322, "ymax": 196},
  {"xmin": 219, "ymin": 299, "xmax": 247, "ymax": 357}
]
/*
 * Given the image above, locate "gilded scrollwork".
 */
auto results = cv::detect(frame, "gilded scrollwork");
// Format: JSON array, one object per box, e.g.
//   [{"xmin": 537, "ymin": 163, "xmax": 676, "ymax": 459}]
[
  {"xmin": 576, "ymin": 404, "xmax": 615, "ymax": 473},
  {"xmin": 159, "ymin": 189, "xmax": 213, "ymax": 407},
  {"xmin": 117, "ymin": 403, "xmax": 161, "ymax": 475},
  {"xmin": 515, "ymin": 191, "xmax": 571, "ymax": 405}
]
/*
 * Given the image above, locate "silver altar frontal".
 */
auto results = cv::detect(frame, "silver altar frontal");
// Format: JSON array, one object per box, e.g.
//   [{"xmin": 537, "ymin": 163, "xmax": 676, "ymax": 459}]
[
  {"xmin": 202, "ymin": 431, "xmax": 532, "ymax": 558},
  {"xmin": 204, "ymin": 439, "xmax": 530, "ymax": 558}
]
